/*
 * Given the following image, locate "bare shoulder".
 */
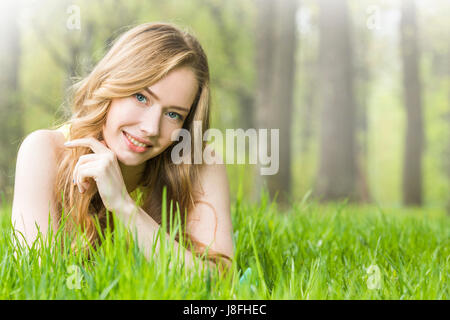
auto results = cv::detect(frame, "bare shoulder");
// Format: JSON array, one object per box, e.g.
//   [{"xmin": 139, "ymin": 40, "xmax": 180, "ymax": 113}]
[
  {"xmin": 19, "ymin": 129, "xmax": 65, "ymax": 156},
  {"xmin": 186, "ymin": 144, "xmax": 233, "ymax": 260},
  {"xmin": 194, "ymin": 143, "xmax": 228, "ymax": 196},
  {"xmin": 11, "ymin": 129, "xmax": 66, "ymax": 242}
]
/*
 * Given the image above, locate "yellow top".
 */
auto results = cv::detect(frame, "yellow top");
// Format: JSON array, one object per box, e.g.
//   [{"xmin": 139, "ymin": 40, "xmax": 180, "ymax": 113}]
[{"xmin": 57, "ymin": 123, "xmax": 71, "ymax": 141}]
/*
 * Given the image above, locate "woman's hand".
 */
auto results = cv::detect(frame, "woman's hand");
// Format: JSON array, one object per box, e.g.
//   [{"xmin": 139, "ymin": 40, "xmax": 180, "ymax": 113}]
[{"xmin": 64, "ymin": 137, "xmax": 133, "ymax": 212}]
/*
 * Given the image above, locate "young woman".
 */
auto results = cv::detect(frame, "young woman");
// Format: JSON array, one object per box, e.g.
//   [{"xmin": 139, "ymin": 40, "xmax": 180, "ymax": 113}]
[{"xmin": 11, "ymin": 22, "xmax": 234, "ymax": 274}]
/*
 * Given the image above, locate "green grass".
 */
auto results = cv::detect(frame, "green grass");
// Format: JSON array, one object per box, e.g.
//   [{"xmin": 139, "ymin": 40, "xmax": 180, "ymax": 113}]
[{"xmin": 0, "ymin": 189, "xmax": 448, "ymax": 299}]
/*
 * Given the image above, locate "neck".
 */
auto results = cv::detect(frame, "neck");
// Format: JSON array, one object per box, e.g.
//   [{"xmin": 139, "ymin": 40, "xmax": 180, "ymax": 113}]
[{"xmin": 119, "ymin": 161, "xmax": 146, "ymax": 193}]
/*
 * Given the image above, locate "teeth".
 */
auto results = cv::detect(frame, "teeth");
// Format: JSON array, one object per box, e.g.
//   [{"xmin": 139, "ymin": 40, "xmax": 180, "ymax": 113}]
[{"xmin": 126, "ymin": 133, "xmax": 148, "ymax": 148}]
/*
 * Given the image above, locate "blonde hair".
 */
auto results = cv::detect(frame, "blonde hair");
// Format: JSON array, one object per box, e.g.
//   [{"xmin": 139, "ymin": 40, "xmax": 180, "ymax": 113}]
[{"xmin": 53, "ymin": 22, "xmax": 231, "ymax": 270}]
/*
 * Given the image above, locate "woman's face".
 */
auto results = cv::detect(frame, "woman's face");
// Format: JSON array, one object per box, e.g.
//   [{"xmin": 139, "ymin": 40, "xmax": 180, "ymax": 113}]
[{"xmin": 103, "ymin": 66, "xmax": 198, "ymax": 167}]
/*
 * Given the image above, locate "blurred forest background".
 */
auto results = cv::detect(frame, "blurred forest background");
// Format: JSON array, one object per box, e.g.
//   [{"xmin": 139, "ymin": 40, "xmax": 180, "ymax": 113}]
[{"xmin": 0, "ymin": 0, "xmax": 448, "ymax": 212}]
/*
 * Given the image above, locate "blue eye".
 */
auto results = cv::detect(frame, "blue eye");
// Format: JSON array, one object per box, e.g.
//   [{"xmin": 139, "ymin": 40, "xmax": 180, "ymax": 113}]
[
  {"xmin": 135, "ymin": 93, "xmax": 147, "ymax": 104},
  {"xmin": 167, "ymin": 111, "xmax": 182, "ymax": 121}
]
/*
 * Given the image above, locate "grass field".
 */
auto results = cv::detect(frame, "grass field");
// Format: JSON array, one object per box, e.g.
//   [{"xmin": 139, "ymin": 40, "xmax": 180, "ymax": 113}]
[{"xmin": 0, "ymin": 189, "xmax": 448, "ymax": 300}]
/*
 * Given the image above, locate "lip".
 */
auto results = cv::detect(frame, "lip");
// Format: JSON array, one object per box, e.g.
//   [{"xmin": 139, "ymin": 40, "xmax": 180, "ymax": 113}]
[
  {"xmin": 122, "ymin": 131, "xmax": 151, "ymax": 153},
  {"xmin": 123, "ymin": 131, "xmax": 153, "ymax": 146}
]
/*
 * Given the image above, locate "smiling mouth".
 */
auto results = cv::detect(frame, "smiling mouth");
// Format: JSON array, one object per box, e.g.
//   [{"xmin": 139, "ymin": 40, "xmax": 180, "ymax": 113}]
[{"xmin": 122, "ymin": 131, "xmax": 152, "ymax": 150}]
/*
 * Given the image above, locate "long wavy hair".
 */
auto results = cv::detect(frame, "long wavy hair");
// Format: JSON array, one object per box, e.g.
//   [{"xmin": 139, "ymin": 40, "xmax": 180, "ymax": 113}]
[{"xmin": 53, "ymin": 22, "xmax": 231, "ymax": 269}]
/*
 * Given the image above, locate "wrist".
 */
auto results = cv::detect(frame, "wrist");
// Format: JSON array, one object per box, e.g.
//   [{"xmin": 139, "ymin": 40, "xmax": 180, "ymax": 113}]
[{"xmin": 111, "ymin": 194, "xmax": 136, "ymax": 216}]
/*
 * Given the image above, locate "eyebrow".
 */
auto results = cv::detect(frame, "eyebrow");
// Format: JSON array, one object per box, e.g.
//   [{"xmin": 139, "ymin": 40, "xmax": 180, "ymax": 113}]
[{"xmin": 143, "ymin": 88, "xmax": 190, "ymax": 113}]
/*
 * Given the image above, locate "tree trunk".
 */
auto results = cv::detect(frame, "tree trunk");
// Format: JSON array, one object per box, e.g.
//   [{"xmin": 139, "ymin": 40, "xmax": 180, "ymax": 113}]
[
  {"xmin": 254, "ymin": 0, "xmax": 276, "ymax": 203},
  {"xmin": 254, "ymin": 0, "xmax": 298, "ymax": 206},
  {"xmin": 354, "ymin": 2, "xmax": 373, "ymax": 203},
  {"xmin": 0, "ymin": 0, "xmax": 22, "ymax": 201},
  {"xmin": 199, "ymin": 0, "xmax": 255, "ymax": 130},
  {"xmin": 400, "ymin": 0, "xmax": 424, "ymax": 206},
  {"xmin": 315, "ymin": 0, "xmax": 358, "ymax": 202},
  {"xmin": 446, "ymin": 103, "xmax": 450, "ymax": 216},
  {"xmin": 445, "ymin": 51, "xmax": 450, "ymax": 216}
]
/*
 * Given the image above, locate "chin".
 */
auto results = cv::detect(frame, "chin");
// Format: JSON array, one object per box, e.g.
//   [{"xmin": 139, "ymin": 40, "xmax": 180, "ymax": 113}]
[{"xmin": 116, "ymin": 154, "xmax": 147, "ymax": 167}]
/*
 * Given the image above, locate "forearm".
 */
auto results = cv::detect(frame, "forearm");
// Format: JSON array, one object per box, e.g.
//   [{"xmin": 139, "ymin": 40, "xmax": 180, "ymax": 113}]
[{"xmin": 114, "ymin": 199, "xmax": 220, "ymax": 274}]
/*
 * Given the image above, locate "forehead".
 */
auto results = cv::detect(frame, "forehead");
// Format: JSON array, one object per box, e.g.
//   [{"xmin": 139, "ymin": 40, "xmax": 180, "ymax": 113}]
[{"xmin": 148, "ymin": 67, "xmax": 198, "ymax": 110}]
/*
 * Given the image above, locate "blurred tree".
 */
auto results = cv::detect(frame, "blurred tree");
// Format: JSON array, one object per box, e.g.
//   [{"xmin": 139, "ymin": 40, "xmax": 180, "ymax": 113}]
[
  {"xmin": 446, "ymin": 97, "xmax": 450, "ymax": 216},
  {"xmin": 315, "ymin": 0, "xmax": 358, "ymax": 201},
  {"xmin": 446, "ymin": 49, "xmax": 450, "ymax": 216},
  {"xmin": 352, "ymin": 0, "xmax": 373, "ymax": 203},
  {"xmin": 199, "ymin": 0, "xmax": 255, "ymax": 130},
  {"xmin": 400, "ymin": 0, "xmax": 423, "ymax": 206},
  {"xmin": 0, "ymin": 0, "xmax": 22, "ymax": 201},
  {"xmin": 29, "ymin": 0, "xmax": 142, "ymax": 116},
  {"xmin": 254, "ymin": 0, "xmax": 298, "ymax": 206},
  {"xmin": 298, "ymin": 2, "xmax": 318, "ymax": 158}
]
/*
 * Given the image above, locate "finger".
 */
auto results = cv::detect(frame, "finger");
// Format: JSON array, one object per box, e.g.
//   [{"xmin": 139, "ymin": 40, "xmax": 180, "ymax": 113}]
[
  {"xmin": 80, "ymin": 179, "xmax": 91, "ymax": 193},
  {"xmin": 78, "ymin": 153, "xmax": 101, "ymax": 162},
  {"xmin": 73, "ymin": 154, "xmax": 101, "ymax": 189},
  {"xmin": 74, "ymin": 160, "xmax": 99, "ymax": 193},
  {"xmin": 64, "ymin": 137, "xmax": 110, "ymax": 154},
  {"xmin": 75, "ymin": 163, "xmax": 101, "ymax": 194}
]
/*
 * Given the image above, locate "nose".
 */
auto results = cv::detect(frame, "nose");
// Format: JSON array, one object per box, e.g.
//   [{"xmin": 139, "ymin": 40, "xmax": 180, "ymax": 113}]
[{"xmin": 140, "ymin": 104, "xmax": 162, "ymax": 138}]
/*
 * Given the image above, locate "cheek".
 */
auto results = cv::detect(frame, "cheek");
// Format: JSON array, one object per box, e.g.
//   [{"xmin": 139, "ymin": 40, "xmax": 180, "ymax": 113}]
[
  {"xmin": 105, "ymin": 101, "xmax": 137, "ymax": 131},
  {"xmin": 103, "ymin": 103, "xmax": 129, "ymax": 143},
  {"xmin": 161, "ymin": 123, "xmax": 183, "ymax": 145}
]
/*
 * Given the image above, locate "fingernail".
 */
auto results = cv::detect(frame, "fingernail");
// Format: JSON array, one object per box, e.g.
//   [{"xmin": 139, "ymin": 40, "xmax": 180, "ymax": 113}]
[{"xmin": 64, "ymin": 141, "xmax": 72, "ymax": 146}]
